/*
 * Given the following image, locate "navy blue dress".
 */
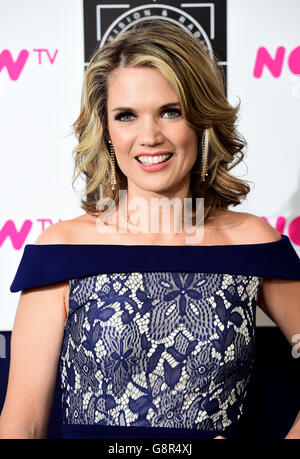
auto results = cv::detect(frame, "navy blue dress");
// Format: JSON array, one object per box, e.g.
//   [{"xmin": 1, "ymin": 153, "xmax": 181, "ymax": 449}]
[{"xmin": 10, "ymin": 235, "xmax": 300, "ymax": 439}]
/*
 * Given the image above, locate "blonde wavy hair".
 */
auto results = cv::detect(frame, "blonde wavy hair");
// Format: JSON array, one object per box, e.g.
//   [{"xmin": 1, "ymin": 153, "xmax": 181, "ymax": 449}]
[{"xmin": 71, "ymin": 20, "xmax": 251, "ymax": 224}]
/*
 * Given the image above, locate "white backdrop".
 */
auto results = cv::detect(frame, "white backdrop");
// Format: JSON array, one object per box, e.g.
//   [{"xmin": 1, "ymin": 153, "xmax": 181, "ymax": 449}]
[{"xmin": 1, "ymin": 0, "xmax": 300, "ymax": 330}]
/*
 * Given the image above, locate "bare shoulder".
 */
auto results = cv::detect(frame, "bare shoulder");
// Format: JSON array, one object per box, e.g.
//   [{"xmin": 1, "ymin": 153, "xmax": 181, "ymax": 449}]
[
  {"xmin": 33, "ymin": 212, "xmax": 95, "ymax": 245},
  {"xmin": 34, "ymin": 220, "xmax": 73, "ymax": 245},
  {"xmin": 230, "ymin": 211, "xmax": 282, "ymax": 244},
  {"xmin": 215, "ymin": 210, "xmax": 282, "ymax": 244},
  {"xmin": 34, "ymin": 212, "xmax": 99, "ymax": 246}
]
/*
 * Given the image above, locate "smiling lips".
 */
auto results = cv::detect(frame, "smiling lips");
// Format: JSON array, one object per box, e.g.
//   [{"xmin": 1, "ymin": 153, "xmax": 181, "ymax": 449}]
[
  {"xmin": 136, "ymin": 151, "xmax": 174, "ymax": 157},
  {"xmin": 136, "ymin": 153, "xmax": 173, "ymax": 164},
  {"xmin": 135, "ymin": 152, "xmax": 174, "ymax": 171}
]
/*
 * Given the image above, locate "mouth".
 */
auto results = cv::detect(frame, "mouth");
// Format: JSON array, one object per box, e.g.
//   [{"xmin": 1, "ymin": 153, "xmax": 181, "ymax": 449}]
[
  {"xmin": 135, "ymin": 153, "xmax": 174, "ymax": 171},
  {"xmin": 135, "ymin": 153, "xmax": 173, "ymax": 165}
]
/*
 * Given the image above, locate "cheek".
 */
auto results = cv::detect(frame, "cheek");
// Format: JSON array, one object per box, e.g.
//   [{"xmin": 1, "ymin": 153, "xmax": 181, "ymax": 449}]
[
  {"xmin": 178, "ymin": 139, "xmax": 198, "ymax": 168},
  {"xmin": 171, "ymin": 128, "xmax": 197, "ymax": 157}
]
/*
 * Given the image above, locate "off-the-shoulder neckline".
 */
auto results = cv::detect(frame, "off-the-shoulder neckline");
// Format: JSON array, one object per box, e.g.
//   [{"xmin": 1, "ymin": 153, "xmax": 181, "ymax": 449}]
[{"xmin": 26, "ymin": 234, "xmax": 288, "ymax": 248}]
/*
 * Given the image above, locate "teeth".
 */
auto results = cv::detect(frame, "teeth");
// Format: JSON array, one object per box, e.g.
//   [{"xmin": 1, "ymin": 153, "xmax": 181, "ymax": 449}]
[{"xmin": 137, "ymin": 154, "xmax": 172, "ymax": 165}]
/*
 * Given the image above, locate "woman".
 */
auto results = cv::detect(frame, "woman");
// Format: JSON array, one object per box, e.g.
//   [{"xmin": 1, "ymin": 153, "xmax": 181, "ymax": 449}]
[{"xmin": 2, "ymin": 20, "xmax": 300, "ymax": 439}]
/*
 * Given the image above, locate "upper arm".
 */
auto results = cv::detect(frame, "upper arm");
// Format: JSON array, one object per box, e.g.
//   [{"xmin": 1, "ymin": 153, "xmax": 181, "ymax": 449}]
[
  {"xmin": 244, "ymin": 215, "xmax": 300, "ymax": 349},
  {"xmin": 0, "ymin": 222, "xmax": 69, "ymax": 438},
  {"xmin": 258, "ymin": 277, "xmax": 300, "ymax": 349}
]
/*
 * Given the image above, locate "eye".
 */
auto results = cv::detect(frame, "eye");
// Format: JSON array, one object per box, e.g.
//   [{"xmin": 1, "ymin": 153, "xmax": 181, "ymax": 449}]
[
  {"xmin": 163, "ymin": 109, "xmax": 182, "ymax": 119},
  {"xmin": 114, "ymin": 109, "xmax": 182, "ymax": 122},
  {"xmin": 115, "ymin": 112, "xmax": 134, "ymax": 122}
]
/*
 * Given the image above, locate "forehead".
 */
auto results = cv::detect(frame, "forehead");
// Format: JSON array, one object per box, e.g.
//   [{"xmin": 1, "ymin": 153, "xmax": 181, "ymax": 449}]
[{"xmin": 107, "ymin": 66, "xmax": 179, "ymax": 107}]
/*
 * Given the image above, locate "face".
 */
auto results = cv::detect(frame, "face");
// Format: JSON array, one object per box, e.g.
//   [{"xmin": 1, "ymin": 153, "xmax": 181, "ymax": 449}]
[{"xmin": 106, "ymin": 66, "xmax": 198, "ymax": 197}]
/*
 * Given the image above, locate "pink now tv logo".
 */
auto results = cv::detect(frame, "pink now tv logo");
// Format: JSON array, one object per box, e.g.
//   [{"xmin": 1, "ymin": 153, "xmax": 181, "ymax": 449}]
[
  {"xmin": 254, "ymin": 46, "xmax": 300, "ymax": 78},
  {"xmin": 1, "ymin": 217, "xmax": 300, "ymax": 250},
  {"xmin": 0, "ymin": 49, "xmax": 58, "ymax": 80},
  {"xmin": 1, "ymin": 219, "xmax": 60, "ymax": 249}
]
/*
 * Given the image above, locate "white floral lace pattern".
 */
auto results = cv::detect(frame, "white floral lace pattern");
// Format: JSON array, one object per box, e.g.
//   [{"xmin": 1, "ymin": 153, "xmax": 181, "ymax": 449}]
[{"xmin": 59, "ymin": 272, "xmax": 262, "ymax": 431}]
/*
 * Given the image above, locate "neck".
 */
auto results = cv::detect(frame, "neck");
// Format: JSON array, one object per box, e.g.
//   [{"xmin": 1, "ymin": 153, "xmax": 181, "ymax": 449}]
[{"xmin": 117, "ymin": 191, "xmax": 203, "ymax": 236}]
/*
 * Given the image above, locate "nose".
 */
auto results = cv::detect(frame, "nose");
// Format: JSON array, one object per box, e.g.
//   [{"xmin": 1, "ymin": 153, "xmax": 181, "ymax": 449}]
[{"xmin": 139, "ymin": 118, "xmax": 165, "ymax": 147}]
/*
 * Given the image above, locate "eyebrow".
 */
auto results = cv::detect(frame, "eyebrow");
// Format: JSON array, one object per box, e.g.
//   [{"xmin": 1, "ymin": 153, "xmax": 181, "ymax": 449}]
[{"xmin": 111, "ymin": 102, "xmax": 181, "ymax": 113}]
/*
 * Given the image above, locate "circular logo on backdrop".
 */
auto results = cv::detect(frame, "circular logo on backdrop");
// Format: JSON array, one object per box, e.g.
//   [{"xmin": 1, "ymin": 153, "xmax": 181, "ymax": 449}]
[
  {"xmin": 83, "ymin": 0, "xmax": 227, "ymax": 90},
  {"xmin": 99, "ymin": 4, "xmax": 213, "ymax": 58}
]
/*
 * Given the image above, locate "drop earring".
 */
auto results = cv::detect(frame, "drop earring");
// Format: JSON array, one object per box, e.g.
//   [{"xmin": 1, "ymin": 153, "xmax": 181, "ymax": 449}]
[
  {"xmin": 108, "ymin": 140, "xmax": 117, "ymax": 191},
  {"xmin": 200, "ymin": 129, "xmax": 209, "ymax": 182}
]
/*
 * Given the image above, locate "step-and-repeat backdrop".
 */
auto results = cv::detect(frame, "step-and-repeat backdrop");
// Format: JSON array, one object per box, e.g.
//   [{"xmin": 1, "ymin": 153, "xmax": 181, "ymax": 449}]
[{"xmin": 1, "ymin": 0, "xmax": 300, "ymax": 332}]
